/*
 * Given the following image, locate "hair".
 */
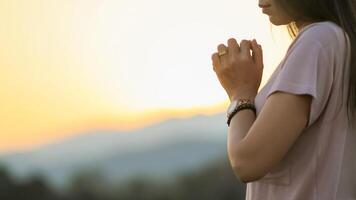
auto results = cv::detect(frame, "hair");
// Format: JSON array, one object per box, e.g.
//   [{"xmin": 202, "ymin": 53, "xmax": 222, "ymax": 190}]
[{"xmin": 275, "ymin": 0, "xmax": 356, "ymax": 129}]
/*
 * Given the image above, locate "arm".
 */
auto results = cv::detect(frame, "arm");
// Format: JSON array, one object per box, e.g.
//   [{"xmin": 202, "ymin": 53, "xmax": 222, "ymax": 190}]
[{"xmin": 227, "ymin": 91, "xmax": 312, "ymax": 183}]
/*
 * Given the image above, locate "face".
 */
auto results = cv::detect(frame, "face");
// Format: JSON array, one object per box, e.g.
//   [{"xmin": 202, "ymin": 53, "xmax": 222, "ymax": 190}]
[{"xmin": 258, "ymin": 0, "xmax": 294, "ymax": 25}]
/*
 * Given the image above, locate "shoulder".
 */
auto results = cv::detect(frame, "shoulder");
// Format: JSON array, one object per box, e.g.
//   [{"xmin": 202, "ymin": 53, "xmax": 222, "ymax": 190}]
[
  {"xmin": 297, "ymin": 21, "xmax": 349, "ymax": 49},
  {"xmin": 286, "ymin": 21, "xmax": 349, "ymax": 60}
]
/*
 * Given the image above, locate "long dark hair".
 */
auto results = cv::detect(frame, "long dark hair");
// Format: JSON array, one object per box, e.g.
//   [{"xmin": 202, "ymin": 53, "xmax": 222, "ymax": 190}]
[{"xmin": 275, "ymin": 0, "xmax": 356, "ymax": 129}]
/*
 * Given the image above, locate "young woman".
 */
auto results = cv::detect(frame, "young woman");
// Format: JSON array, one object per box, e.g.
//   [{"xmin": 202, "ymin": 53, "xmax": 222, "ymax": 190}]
[{"xmin": 211, "ymin": 0, "xmax": 356, "ymax": 199}]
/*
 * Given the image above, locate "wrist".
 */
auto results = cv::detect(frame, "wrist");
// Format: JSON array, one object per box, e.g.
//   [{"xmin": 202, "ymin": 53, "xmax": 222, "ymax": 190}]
[
  {"xmin": 226, "ymin": 98, "xmax": 256, "ymax": 127},
  {"xmin": 229, "ymin": 88, "xmax": 257, "ymax": 102},
  {"xmin": 230, "ymin": 93, "xmax": 256, "ymax": 102}
]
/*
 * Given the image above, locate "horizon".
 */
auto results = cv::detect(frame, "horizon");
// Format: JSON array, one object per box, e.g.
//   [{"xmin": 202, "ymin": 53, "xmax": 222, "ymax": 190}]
[{"xmin": 0, "ymin": 107, "xmax": 226, "ymax": 155}]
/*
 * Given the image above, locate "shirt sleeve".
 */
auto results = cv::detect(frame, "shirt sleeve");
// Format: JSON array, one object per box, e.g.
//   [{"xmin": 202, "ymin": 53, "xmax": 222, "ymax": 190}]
[{"xmin": 265, "ymin": 34, "xmax": 334, "ymax": 129}]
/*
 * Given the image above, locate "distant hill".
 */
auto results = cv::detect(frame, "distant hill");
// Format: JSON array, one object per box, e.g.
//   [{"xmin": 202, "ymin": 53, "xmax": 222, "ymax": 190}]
[{"xmin": 0, "ymin": 112, "xmax": 229, "ymax": 190}]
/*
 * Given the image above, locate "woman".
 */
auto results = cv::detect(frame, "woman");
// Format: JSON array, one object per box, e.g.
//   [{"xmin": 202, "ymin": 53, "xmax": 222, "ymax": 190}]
[{"xmin": 211, "ymin": 0, "xmax": 356, "ymax": 199}]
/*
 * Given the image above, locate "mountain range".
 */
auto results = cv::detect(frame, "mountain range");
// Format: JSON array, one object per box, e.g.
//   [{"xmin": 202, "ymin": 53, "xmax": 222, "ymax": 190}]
[{"xmin": 0, "ymin": 112, "xmax": 229, "ymax": 191}]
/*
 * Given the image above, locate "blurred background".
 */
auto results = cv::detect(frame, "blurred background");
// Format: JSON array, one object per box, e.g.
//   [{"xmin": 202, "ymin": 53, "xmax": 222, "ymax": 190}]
[{"xmin": 0, "ymin": 0, "xmax": 292, "ymax": 199}]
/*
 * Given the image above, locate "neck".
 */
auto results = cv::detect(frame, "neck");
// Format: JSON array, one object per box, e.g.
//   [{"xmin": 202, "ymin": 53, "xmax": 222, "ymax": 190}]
[{"xmin": 295, "ymin": 21, "xmax": 313, "ymax": 30}]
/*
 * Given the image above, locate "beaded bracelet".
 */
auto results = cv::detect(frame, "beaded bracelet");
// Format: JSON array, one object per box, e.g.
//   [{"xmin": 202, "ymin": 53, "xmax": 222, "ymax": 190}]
[{"xmin": 227, "ymin": 102, "xmax": 256, "ymax": 127}]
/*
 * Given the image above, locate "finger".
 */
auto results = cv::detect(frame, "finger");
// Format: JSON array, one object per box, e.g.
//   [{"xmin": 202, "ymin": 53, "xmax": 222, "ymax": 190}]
[
  {"xmin": 217, "ymin": 43, "xmax": 228, "ymax": 66},
  {"xmin": 211, "ymin": 52, "xmax": 221, "ymax": 72},
  {"xmin": 227, "ymin": 38, "xmax": 240, "ymax": 55},
  {"xmin": 217, "ymin": 43, "xmax": 228, "ymax": 54},
  {"xmin": 239, "ymin": 40, "xmax": 252, "ymax": 58},
  {"xmin": 251, "ymin": 39, "xmax": 263, "ymax": 67}
]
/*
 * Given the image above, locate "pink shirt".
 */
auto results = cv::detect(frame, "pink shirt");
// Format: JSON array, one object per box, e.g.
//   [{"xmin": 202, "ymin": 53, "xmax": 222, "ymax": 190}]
[{"xmin": 247, "ymin": 21, "xmax": 356, "ymax": 200}]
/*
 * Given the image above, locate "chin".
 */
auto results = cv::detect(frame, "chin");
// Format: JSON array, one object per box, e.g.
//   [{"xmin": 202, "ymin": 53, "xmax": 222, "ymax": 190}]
[{"xmin": 269, "ymin": 17, "xmax": 291, "ymax": 26}]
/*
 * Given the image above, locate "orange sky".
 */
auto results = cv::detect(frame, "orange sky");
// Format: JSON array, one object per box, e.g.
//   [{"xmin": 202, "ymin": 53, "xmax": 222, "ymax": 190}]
[{"xmin": 0, "ymin": 0, "xmax": 291, "ymax": 153}]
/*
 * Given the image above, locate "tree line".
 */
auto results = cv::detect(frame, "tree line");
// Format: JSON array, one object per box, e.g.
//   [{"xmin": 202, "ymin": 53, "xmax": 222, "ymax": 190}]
[{"xmin": 0, "ymin": 157, "xmax": 246, "ymax": 200}]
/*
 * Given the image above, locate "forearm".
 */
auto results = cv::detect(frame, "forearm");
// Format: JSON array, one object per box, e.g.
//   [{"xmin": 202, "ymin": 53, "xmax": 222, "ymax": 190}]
[{"xmin": 227, "ymin": 98, "xmax": 256, "ymax": 168}]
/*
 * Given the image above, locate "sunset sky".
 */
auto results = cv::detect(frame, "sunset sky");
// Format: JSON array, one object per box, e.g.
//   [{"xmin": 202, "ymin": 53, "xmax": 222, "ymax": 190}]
[{"xmin": 0, "ymin": 0, "xmax": 292, "ymax": 153}]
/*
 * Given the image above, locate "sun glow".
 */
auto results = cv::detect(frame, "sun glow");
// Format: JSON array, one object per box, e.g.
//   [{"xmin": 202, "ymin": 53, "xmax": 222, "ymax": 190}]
[{"xmin": 0, "ymin": 0, "xmax": 292, "ymax": 153}]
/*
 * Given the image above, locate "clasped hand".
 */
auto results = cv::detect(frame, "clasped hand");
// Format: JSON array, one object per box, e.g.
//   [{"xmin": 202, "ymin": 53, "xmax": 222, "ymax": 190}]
[{"xmin": 211, "ymin": 38, "xmax": 264, "ymax": 101}]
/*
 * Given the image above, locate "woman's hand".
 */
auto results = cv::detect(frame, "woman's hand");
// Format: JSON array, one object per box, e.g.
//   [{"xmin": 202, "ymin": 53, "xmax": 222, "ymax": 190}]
[{"xmin": 211, "ymin": 38, "xmax": 264, "ymax": 101}]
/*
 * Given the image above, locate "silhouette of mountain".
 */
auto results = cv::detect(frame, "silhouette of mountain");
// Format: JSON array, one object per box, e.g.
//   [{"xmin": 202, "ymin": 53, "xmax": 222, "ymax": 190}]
[{"xmin": 0, "ymin": 112, "xmax": 228, "ymax": 190}]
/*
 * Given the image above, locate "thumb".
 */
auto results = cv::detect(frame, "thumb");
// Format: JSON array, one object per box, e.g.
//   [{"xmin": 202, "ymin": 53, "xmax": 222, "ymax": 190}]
[{"xmin": 251, "ymin": 39, "xmax": 263, "ymax": 67}]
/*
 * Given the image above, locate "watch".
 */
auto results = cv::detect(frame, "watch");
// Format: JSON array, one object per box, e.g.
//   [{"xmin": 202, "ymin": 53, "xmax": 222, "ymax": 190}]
[{"xmin": 226, "ymin": 98, "xmax": 256, "ymax": 126}]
